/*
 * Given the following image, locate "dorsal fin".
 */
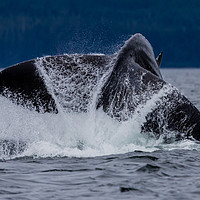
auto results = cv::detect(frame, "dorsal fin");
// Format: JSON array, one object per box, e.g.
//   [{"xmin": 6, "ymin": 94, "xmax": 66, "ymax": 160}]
[{"xmin": 156, "ymin": 51, "xmax": 163, "ymax": 68}]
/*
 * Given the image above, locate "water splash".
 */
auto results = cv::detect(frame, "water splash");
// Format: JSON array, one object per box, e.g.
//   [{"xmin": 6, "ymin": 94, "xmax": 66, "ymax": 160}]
[{"xmin": 0, "ymin": 92, "xmax": 199, "ymax": 160}]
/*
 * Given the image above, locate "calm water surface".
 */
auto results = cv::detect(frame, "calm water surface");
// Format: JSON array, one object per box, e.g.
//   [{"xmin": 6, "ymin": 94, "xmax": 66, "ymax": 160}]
[{"xmin": 0, "ymin": 68, "xmax": 200, "ymax": 200}]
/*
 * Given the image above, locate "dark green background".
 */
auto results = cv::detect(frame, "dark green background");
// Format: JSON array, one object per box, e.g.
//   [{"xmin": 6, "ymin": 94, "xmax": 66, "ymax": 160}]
[{"xmin": 1, "ymin": 0, "xmax": 200, "ymax": 68}]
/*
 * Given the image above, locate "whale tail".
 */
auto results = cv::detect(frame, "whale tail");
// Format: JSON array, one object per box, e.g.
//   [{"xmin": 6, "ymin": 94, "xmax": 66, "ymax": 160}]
[
  {"xmin": 113, "ymin": 33, "xmax": 163, "ymax": 79},
  {"xmin": 156, "ymin": 51, "xmax": 163, "ymax": 68}
]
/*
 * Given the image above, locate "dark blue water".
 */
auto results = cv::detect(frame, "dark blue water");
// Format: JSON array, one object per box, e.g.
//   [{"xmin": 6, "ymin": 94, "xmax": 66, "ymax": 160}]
[{"xmin": 0, "ymin": 69, "xmax": 200, "ymax": 199}]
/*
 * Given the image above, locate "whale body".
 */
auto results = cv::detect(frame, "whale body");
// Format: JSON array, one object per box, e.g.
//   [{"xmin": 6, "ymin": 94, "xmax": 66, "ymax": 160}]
[{"xmin": 0, "ymin": 33, "xmax": 200, "ymax": 141}]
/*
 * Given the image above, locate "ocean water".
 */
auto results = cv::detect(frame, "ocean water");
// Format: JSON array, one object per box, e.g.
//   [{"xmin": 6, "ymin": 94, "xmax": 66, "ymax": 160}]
[{"xmin": 1, "ymin": 68, "xmax": 200, "ymax": 199}]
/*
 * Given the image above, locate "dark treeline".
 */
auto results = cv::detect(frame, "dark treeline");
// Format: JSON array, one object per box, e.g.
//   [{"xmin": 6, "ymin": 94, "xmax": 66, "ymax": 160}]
[{"xmin": 1, "ymin": 0, "xmax": 200, "ymax": 68}]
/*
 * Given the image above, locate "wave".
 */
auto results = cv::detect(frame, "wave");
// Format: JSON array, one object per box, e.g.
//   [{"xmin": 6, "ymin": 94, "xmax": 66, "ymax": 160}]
[{"xmin": 0, "ymin": 92, "xmax": 199, "ymax": 160}]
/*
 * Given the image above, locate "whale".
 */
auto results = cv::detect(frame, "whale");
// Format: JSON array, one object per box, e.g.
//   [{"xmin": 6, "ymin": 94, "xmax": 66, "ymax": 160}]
[
  {"xmin": 97, "ymin": 34, "xmax": 200, "ymax": 141},
  {"xmin": 0, "ymin": 33, "xmax": 200, "ymax": 141}
]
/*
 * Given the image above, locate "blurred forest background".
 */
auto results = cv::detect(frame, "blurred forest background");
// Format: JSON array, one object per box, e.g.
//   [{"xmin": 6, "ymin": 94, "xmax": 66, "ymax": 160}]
[{"xmin": 0, "ymin": 0, "xmax": 200, "ymax": 68}]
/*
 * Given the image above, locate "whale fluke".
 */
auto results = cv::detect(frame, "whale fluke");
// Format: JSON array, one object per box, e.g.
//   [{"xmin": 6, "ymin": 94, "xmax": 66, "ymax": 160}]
[
  {"xmin": 0, "ymin": 33, "xmax": 200, "ymax": 142},
  {"xmin": 0, "ymin": 60, "xmax": 58, "ymax": 113}
]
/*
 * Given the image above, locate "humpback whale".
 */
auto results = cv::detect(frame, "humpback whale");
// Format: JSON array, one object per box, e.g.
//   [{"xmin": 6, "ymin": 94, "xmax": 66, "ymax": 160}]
[{"xmin": 0, "ymin": 33, "xmax": 200, "ymax": 141}]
